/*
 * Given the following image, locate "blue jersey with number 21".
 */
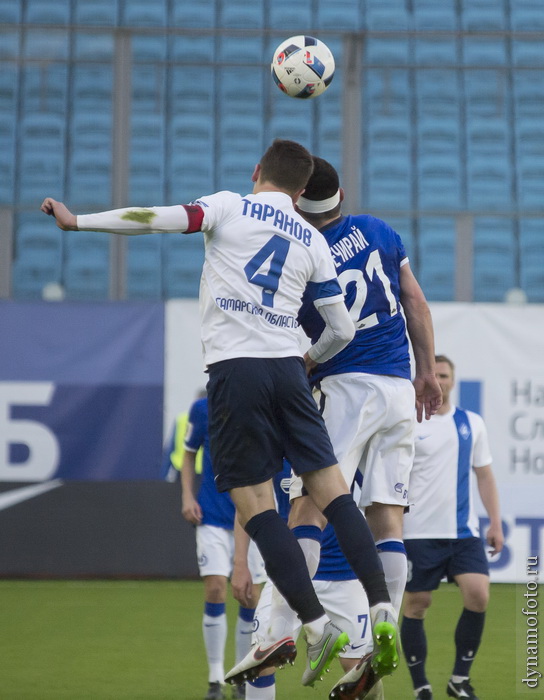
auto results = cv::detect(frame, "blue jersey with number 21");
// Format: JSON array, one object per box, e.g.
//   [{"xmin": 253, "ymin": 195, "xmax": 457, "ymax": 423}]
[{"xmin": 299, "ymin": 214, "xmax": 411, "ymax": 382}]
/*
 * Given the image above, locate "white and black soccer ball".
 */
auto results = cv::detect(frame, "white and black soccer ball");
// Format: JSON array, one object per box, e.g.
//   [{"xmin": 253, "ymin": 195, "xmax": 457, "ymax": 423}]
[{"xmin": 271, "ymin": 35, "xmax": 335, "ymax": 99}]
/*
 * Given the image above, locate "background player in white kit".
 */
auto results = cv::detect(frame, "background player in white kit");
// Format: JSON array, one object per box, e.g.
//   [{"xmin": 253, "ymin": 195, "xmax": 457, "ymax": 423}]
[
  {"xmin": 41, "ymin": 139, "xmax": 399, "ymax": 696},
  {"xmin": 401, "ymin": 355, "xmax": 504, "ymax": 700},
  {"xmin": 260, "ymin": 156, "xmax": 441, "ymax": 699}
]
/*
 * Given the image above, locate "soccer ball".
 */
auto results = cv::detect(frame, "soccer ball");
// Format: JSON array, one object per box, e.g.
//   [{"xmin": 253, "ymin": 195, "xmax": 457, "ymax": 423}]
[{"xmin": 271, "ymin": 35, "xmax": 335, "ymax": 99}]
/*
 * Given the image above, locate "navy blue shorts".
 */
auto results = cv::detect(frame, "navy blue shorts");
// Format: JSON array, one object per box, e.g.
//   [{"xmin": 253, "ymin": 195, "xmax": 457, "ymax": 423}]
[
  {"xmin": 404, "ymin": 537, "xmax": 489, "ymax": 592},
  {"xmin": 206, "ymin": 356, "xmax": 338, "ymax": 492}
]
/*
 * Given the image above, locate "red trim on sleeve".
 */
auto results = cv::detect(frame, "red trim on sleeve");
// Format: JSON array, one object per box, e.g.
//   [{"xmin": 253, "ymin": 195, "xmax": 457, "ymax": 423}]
[{"xmin": 182, "ymin": 205, "xmax": 205, "ymax": 233}]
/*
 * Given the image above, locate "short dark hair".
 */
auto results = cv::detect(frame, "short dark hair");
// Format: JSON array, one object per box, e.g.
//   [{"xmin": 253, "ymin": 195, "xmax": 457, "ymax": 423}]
[
  {"xmin": 298, "ymin": 156, "xmax": 342, "ymax": 224},
  {"xmin": 435, "ymin": 354, "xmax": 455, "ymax": 374},
  {"xmin": 259, "ymin": 139, "xmax": 314, "ymax": 195},
  {"xmin": 304, "ymin": 156, "xmax": 340, "ymax": 201}
]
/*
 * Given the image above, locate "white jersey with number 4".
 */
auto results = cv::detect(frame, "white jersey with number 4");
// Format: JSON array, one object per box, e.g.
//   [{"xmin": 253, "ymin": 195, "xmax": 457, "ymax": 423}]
[
  {"xmin": 194, "ymin": 190, "xmax": 343, "ymax": 366},
  {"xmin": 403, "ymin": 405, "xmax": 492, "ymax": 540}
]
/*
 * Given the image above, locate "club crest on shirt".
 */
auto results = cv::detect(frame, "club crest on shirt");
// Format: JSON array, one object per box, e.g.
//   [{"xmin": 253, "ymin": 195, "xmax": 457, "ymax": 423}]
[{"xmin": 459, "ymin": 422, "xmax": 471, "ymax": 440}]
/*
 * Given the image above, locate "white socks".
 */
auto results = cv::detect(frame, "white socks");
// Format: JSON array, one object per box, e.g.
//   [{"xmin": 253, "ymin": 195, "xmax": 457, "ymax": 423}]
[{"xmin": 203, "ymin": 611, "xmax": 227, "ymax": 683}]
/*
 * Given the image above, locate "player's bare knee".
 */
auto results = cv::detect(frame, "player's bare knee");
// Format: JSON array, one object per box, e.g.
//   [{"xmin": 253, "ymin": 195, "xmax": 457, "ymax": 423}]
[
  {"xmin": 204, "ymin": 575, "xmax": 227, "ymax": 603},
  {"xmin": 404, "ymin": 591, "xmax": 432, "ymax": 618}
]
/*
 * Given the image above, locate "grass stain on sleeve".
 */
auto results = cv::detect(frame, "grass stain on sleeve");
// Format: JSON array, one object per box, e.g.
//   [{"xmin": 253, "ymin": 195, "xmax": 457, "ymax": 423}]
[{"xmin": 121, "ymin": 209, "xmax": 157, "ymax": 224}]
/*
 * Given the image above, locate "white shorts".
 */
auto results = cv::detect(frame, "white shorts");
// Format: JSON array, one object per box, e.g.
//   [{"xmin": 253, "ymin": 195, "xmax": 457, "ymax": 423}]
[
  {"xmin": 290, "ymin": 373, "xmax": 415, "ymax": 508},
  {"xmin": 252, "ymin": 578, "xmax": 372, "ymax": 659},
  {"xmin": 196, "ymin": 524, "xmax": 267, "ymax": 584}
]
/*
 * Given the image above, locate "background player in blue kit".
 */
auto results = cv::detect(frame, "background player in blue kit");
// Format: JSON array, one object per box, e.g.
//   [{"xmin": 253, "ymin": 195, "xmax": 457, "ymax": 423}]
[
  {"xmin": 42, "ymin": 140, "xmax": 398, "ymax": 695},
  {"xmin": 168, "ymin": 394, "xmax": 265, "ymax": 700},
  {"xmin": 279, "ymin": 155, "xmax": 442, "ymax": 698},
  {"xmin": 401, "ymin": 355, "xmax": 504, "ymax": 700}
]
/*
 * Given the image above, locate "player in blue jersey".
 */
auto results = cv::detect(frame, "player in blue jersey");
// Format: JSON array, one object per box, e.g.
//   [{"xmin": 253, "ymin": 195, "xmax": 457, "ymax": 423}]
[
  {"xmin": 401, "ymin": 355, "xmax": 504, "ymax": 700},
  {"xmin": 42, "ymin": 141, "xmax": 399, "ymax": 692},
  {"xmin": 173, "ymin": 394, "xmax": 266, "ymax": 700},
  {"xmin": 277, "ymin": 156, "xmax": 442, "ymax": 699}
]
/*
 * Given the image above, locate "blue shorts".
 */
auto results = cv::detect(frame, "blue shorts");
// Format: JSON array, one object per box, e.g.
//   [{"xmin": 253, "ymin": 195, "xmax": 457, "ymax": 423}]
[
  {"xmin": 206, "ymin": 356, "xmax": 338, "ymax": 492},
  {"xmin": 404, "ymin": 537, "xmax": 489, "ymax": 592}
]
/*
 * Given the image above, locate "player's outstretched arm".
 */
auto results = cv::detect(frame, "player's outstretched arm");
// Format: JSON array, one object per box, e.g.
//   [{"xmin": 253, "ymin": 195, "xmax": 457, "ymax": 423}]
[
  {"xmin": 399, "ymin": 263, "xmax": 442, "ymax": 421},
  {"xmin": 41, "ymin": 198, "xmax": 202, "ymax": 235}
]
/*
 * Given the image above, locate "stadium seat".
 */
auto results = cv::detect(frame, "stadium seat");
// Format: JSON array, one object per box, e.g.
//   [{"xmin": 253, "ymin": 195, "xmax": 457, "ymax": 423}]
[
  {"xmin": 25, "ymin": 0, "xmax": 70, "ymax": 24},
  {"xmin": 22, "ymin": 63, "xmax": 68, "ymax": 114},
  {"xmin": 220, "ymin": 1, "xmax": 264, "ymax": 28},
  {"xmin": 74, "ymin": 0, "xmax": 118, "ymax": 26},
  {"xmin": 217, "ymin": 152, "xmax": 255, "ymax": 194},
  {"xmin": 417, "ymin": 155, "xmax": 461, "ymax": 210},
  {"xmin": 0, "ymin": 0, "xmax": 22, "ymax": 23},
  {"xmin": 129, "ymin": 156, "xmax": 165, "ymax": 204},
  {"xmin": 131, "ymin": 65, "xmax": 166, "ymax": 113},
  {"xmin": 218, "ymin": 35, "xmax": 264, "ymax": 64},
  {"xmin": 513, "ymin": 70, "xmax": 544, "ymax": 120},
  {"xmin": 72, "ymin": 64, "xmax": 113, "ymax": 112},
  {"xmin": 169, "ymin": 67, "xmax": 215, "ymax": 114},
  {"xmin": 74, "ymin": 33, "xmax": 115, "ymax": 61},
  {"xmin": 171, "ymin": 34, "xmax": 215, "ymax": 63},
  {"xmin": 220, "ymin": 68, "xmax": 263, "ymax": 115},
  {"xmin": 318, "ymin": 0, "xmax": 361, "ymax": 30},
  {"xmin": 365, "ymin": 38, "xmax": 409, "ymax": 66},
  {"xmin": 414, "ymin": 38, "xmax": 456, "ymax": 66},
  {"xmin": 519, "ymin": 219, "xmax": 544, "ymax": 301},
  {"xmin": 473, "ymin": 218, "xmax": 516, "ymax": 258},
  {"xmin": 366, "ymin": 156, "xmax": 411, "ymax": 210},
  {"xmin": 132, "ymin": 35, "xmax": 167, "ymax": 62},
  {"xmin": 268, "ymin": 0, "xmax": 312, "ymax": 29},
  {"xmin": 461, "ymin": 0, "xmax": 506, "ymax": 31},
  {"xmin": 413, "ymin": 0, "xmax": 457, "ymax": 29},
  {"xmin": 67, "ymin": 152, "xmax": 111, "ymax": 206},
  {"xmin": 16, "ymin": 216, "xmax": 63, "ymax": 258},
  {"xmin": 12, "ymin": 250, "xmax": 62, "ymax": 300},
  {"xmin": 517, "ymin": 166, "xmax": 544, "ymax": 209},
  {"xmin": 170, "ymin": 112, "xmax": 214, "ymax": 153},
  {"xmin": 464, "ymin": 37, "xmax": 507, "ymax": 66},
  {"xmin": 171, "ymin": 0, "xmax": 215, "ymax": 27},
  {"xmin": 465, "ymin": 70, "xmax": 508, "ymax": 121},
  {"xmin": 0, "ymin": 30, "xmax": 19, "ymax": 59},
  {"xmin": 512, "ymin": 40, "xmax": 544, "ymax": 68},
  {"xmin": 474, "ymin": 251, "xmax": 516, "ymax": 302},
  {"xmin": 126, "ymin": 237, "xmax": 163, "ymax": 300},
  {"xmin": 64, "ymin": 235, "xmax": 109, "ymax": 300},
  {"xmin": 0, "ymin": 64, "xmax": 18, "ymax": 112},
  {"xmin": 467, "ymin": 156, "xmax": 511, "ymax": 210},
  {"xmin": 416, "ymin": 71, "xmax": 458, "ymax": 118},
  {"xmin": 417, "ymin": 219, "xmax": 456, "ymax": 301},
  {"xmin": 163, "ymin": 235, "xmax": 205, "ymax": 299},
  {"xmin": 70, "ymin": 112, "xmax": 112, "ymax": 153},
  {"xmin": 365, "ymin": 0, "xmax": 409, "ymax": 30},
  {"xmin": 511, "ymin": 0, "xmax": 544, "ymax": 31},
  {"xmin": 384, "ymin": 217, "xmax": 415, "ymax": 260},
  {"xmin": 121, "ymin": 0, "xmax": 167, "ymax": 27},
  {"xmin": 220, "ymin": 113, "xmax": 263, "ymax": 158},
  {"xmin": 169, "ymin": 155, "xmax": 214, "ymax": 203},
  {"xmin": 366, "ymin": 70, "xmax": 410, "ymax": 117}
]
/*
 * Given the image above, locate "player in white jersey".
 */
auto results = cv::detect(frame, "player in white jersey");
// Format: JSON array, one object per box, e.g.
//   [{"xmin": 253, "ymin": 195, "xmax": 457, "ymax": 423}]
[
  {"xmin": 401, "ymin": 355, "xmax": 504, "ymax": 700},
  {"xmin": 41, "ymin": 139, "xmax": 399, "ymax": 695},
  {"xmin": 261, "ymin": 156, "xmax": 441, "ymax": 699}
]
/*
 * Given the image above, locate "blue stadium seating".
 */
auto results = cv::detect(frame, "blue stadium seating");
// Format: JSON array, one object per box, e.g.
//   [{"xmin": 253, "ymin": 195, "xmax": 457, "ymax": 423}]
[
  {"xmin": 467, "ymin": 154, "xmax": 511, "ymax": 210},
  {"xmin": 318, "ymin": 0, "xmax": 360, "ymax": 30},
  {"xmin": 0, "ymin": 67, "xmax": 17, "ymax": 114},
  {"xmin": 72, "ymin": 64, "xmax": 113, "ymax": 112},
  {"xmin": 366, "ymin": 70, "xmax": 411, "ymax": 118},
  {"xmin": 417, "ymin": 218, "xmax": 456, "ymax": 300},
  {"xmin": 415, "ymin": 38, "xmax": 456, "ymax": 66},
  {"xmin": 121, "ymin": 0, "xmax": 167, "ymax": 27},
  {"xmin": 464, "ymin": 37, "xmax": 507, "ymax": 66},
  {"xmin": 0, "ymin": 30, "xmax": 19, "ymax": 59},
  {"xmin": 385, "ymin": 217, "xmax": 415, "ymax": 260},
  {"xmin": 74, "ymin": 0, "xmax": 118, "ymax": 26},
  {"xmin": 132, "ymin": 35, "xmax": 167, "ymax": 62},
  {"xmin": 517, "ymin": 165, "xmax": 544, "ymax": 209},
  {"xmin": 268, "ymin": 0, "xmax": 312, "ymax": 29},
  {"xmin": 413, "ymin": 0, "xmax": 457, "ymax": 30},
  {"xmin": 131, "ymin": 65, "xmax": 166, "ymax": 113},
  {"xmin": 461, "ymin": 0, "xmax": 507, "ymax": 31},
  {"xmin": 0, "ymin": 0, "xmax": 22, "ymax": 23},
  {"xmin": 473, "ymin": 218, "xmax": 516, "ymax": 301},
  {"xmin": 366, "ymin": 38, "xmax": 409, "ymax": 65},
  {"xmin": 513, "ymin": 70, "xmax": 544, "ymax": 120},
  {"xmin": 22, "ymin": 64, "xmax": 68, "ymax": 114},
  {"xmin": 417, "ymin": 155, "xmax": 461, "ymax": 210},
  {"xmin": 163, "ymin": 235, "xmax": 204, "ymax": 299},
  {"xmin": 170, "ymin": 67, "xmax": 215, "ymax": 113},
  {"xmin": 465, "ymin": 70, "xmax": 508, "ymax": 121},
  {"xmin": 519, "ymin": 220, "xmax": 544, "ymax": 301},
  {"xmin": 416, "ymin": 71, "xmax": 459, "ymax": 118},
  {"xmin": 64, "ymin": 234, "xmax": 109, "ymax": 300},
  {"xmin": 25, "ymin": 0, "xmax": 70, "ymax": 24},
  {"xmin": 171, "ymin": 0, "xmax": 215, "ymax": 27},
  {"xmin": 74, "ymin": 33, "xmax": 115, "ymax": 61},
  {"xmin": 12, "ymin": 250, "xmax": 63, "ymax": 300},
  {"xmin": 218, "ymin": 36, "xmax": 264, "ymax": 64},
  {"xmin": 68, "ymin": 152, "xmax": 111, "ymax": 206},
  {"xmin": 126, "ymin": 237, "xmax": 163, "ymax": 300},
  {"xmin": 366, "ymin": 155, "xmax": 411, "ymax": 210},
  {"xmin": 171, "ymin": 35, "xmax": 215, "ymax": 63},
  {"xmin": 217, "ymin": 151, "xmax": 255, "ymax": 194},
  {"xmin": 220, "ymin": 1, "xmax": 264, "ymax": 28},
  {"xmin": 365, "ymin": 0, "xmax": 409, "ymax": 31},
  {"xmin": 70, "ymin": 112, "xmax": 112, "ymax": 153},
  {"xmin": 512, "ymin": 40, "xmax": 544, "ymax": 67},
  {"xmin": 511, "ymin": 0, "xmax": 544, "ymax": 31},
  {"xmin": 129, "ymin": 156, "xmax": 165, "ymax": 204}
]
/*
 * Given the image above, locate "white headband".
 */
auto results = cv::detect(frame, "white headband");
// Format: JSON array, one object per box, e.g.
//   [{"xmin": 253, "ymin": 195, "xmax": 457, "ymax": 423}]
[{"xmin": 297, "ymin": 190, "xmax": 341, "ymax": 214}]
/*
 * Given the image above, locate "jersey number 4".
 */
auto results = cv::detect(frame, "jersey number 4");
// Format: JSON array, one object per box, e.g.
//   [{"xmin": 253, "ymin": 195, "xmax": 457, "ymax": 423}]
[
  {"xmin": 244, "ymin": 235, "xmax": 290, "ymax": 307},
  {"xmin": 338, "ymin": 249, "xmax": 398, "ymax": 330}
]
